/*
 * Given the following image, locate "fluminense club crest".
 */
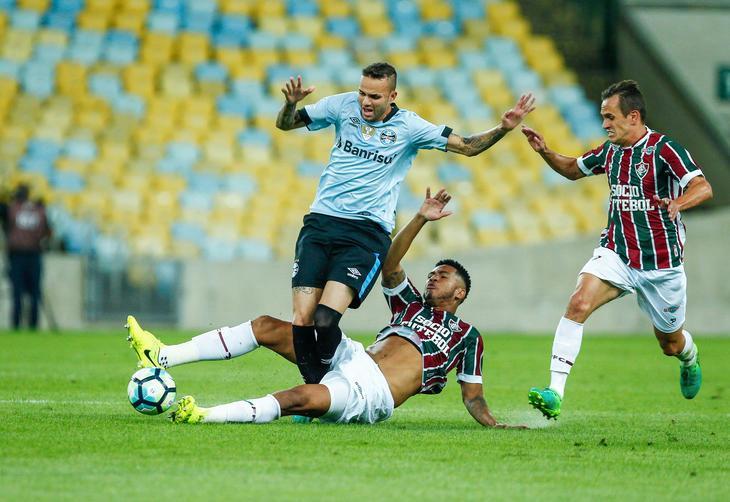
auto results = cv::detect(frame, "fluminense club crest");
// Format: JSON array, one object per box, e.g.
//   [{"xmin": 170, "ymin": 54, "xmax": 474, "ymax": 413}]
[
  {"xmin": 361, "ymin": 124, "xmax": 375, "ymax": 140},
  {"xmin": 448, "ymin": 318, "xmax": 462, "ymax": 332},
  {"xmin": 635, "ymin": 161, "xmax": 649, "ymax": 178}
]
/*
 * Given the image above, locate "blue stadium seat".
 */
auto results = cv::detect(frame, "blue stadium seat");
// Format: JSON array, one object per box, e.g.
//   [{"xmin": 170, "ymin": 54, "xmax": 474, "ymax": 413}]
[
  {"xmin": 236, "ymin": 128, "xmax": 271, "ymax": 148},
  {"xmin": 186, "ymin": 173, "xmax": 220, "ymax": 193},
  {"xmin": 167, "ymin": 141, "xmax": 200, "ymax": 166},
  {"xmin": 195, "ymin": 62, "xmax": 227, "ymax": 82},
  {"xmin": 20, "ymin": 156, "xmax": 54, "ymax": 178},
  {"xmin": 326, "ymin": 17, "xmax": 359, "ymax": 39},
  {"xmin": 472, "ymin": 210, "xmax": 507, "ymax": 231},
  {"xmin": 89, "ymin": 73, "xmax": 123, "ymax": 100},
  {"xmin": 27, "ymin": 138, "xmax": 62, "ymax": 161},
  {"xmin": 0, "ymin": 59, "xmax": 21, "ymax": 80},
  {"xmin": 179, "ymin": 190, "xmax": 214, "ymax": 211},
  {"xmin": 171, "ymin": 221, "xmax": 206, "ymax": 244},
  {"xmin": 51, "ymin": 170, "xmax": 86, "ymax": 192},
  {"xmin": 11, "ymin": 9, "xmax": 41, "ymax": 30},
  {"xmin": 203, "ymin": 237, "xmax": 237, "ymax": 262},
  {"xmin": 64, "ymin": 138, "xmax": 98, "ymax": 162},
  {"xmin": 43, "ymin": 11, "xmax": 77, "ymax": 31},
  {"xmin": 287, "ymin": 0, "xmax": 318, "ymax": 17},
  {"xmin": 112, "ymin": 93, "xmax": 146, "ymax": 117},
  {"xmin": 318, "ymin": 49, "xmax": 352, "ymax": 68},
  {"xmin": 222, "ymin": 173, "xmax": 257, "ymax": 195},
  {"xmin": 238, "ymin": 239, "xmax": 273, "ymax": 261},
  {"xmin": 247, "ymin": 31, "xmax": 279, "ymax": 50},
  {"xmin": 22, "ymin": 63, "xmax": 55, "ymax": 98},
  {"xmin": 437, "ymin": 163, "xmax": 472, "ymax": 183},
  {"xmin": 147, "ymin": 11, "xmax": 180, "ymax": 34},
  {"xmin": 458, "ymin": 49, "xmax": 495, "ymax": 71},
  {"xmin": 33, "ymin": 43, "xmax": 66, "ymax": 64},
  {"xmin": 216, "ymin": 94, "xmax": 252, "ymax": 118},
  {"xmin": 424, "ymin": 20, "xmax": 459, "ymax": 39}
]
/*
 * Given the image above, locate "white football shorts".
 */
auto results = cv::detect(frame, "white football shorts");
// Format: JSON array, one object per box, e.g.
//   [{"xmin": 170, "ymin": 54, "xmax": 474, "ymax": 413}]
[
  {"xmin": 319, "ymin": 335, "xmax": 394, "ymax": 424},
  {"xmin": 580, "ymin": 246, "xmax": 687, "ymax": 333}
]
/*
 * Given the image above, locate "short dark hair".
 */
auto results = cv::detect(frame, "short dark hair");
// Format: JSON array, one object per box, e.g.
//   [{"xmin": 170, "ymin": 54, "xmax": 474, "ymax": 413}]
[
  {"xmin": 362, "ymin": 62, "xmax": 397, "ymax": 89},
  {"xmin": 435, "ymin": 259, "xmax": 471, "ymax": 301},
  {"xmin": 601, "ymin": 80, "xmax": 646, "ymax": 122}
]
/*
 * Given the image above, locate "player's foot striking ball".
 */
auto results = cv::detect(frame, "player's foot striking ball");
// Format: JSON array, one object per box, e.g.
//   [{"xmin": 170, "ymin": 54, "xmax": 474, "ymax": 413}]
[
  {"xmin": 680, "ymin": 353, "xmax": 702, "ymax": 399},
  {"xmin": 528, "ymin": 387, "xmax": 562, "ymax": 420},
  {"xmin": 126, "ymin": 315, "xmax": 165, "ymax": 369}
]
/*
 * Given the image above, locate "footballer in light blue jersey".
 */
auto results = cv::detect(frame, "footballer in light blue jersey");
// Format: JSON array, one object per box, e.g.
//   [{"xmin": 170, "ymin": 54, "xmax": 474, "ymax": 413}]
[
  {"xmin": 300, "ymin": 91, "xmax": 451, "ymax": 233},
  {"xmin": 276, "ymin": 62, "xmax": 535, "ymax": 387}
]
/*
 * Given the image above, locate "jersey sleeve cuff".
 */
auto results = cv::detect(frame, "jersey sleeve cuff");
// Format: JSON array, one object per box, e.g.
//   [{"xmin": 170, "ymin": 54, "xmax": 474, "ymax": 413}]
[
  {"xmin": 457, "ymin": 374, "xmax": 482, "ymax": 384},
  {"xmin": 679, "ymin": 169, "xmax": 703, "ymax": 189},
  {"xmin": 299, "ymin": 107, "xmax": 313, "ymax": 129},
  {"xmin": 576, "ymin": 157, "xmax": 594, "ymax": 177},
  {"xmin": 382, "ymin": 277, "xmax": 410, "ymax": 296}
]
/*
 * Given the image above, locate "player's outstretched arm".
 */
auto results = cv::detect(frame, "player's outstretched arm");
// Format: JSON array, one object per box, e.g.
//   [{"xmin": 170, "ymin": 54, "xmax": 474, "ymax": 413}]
[
  {"xmin": 276, "ymin": 75, "xmax": 315, "ymax": 131},
  {"xmin": 446, "ymin": 93, "xmax": 535, "ymax": 157},
  {"xmin": 653, "ymin": 175, "xmax": 713, "ymax": 221},
  {"xmin": 521, "ymin": 125, "xmax": 585, "ymax": 180},
  {"xmin": 461, "ymin": 382, "xmax": 528, "ymax": 429},
  {"xmin": 381, "ymin": 188, "xmax": 452, "ymax": 288}
]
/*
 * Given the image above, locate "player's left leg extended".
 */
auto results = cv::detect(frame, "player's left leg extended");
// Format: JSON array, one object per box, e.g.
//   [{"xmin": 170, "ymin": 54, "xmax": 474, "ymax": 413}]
[
  {"xmin": 655, "ymin": 326, "xmax": 701, "ymax": 399},
  {"xmin": 170, "ymin": 385, "xmax": 331, "ymax": 424},
  {"xmin": 127, "ymin": 315, "xmax": 295, "ymax": 369}
]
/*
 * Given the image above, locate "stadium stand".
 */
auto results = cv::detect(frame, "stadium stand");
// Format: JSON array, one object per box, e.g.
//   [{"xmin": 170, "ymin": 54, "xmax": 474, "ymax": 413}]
[{"xmin": 0, "ymin": 0, "xmax": 608, "ymax": 267}]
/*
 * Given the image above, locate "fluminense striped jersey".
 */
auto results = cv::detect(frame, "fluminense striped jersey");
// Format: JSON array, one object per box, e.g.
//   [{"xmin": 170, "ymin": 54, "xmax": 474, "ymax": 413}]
[
  {"xmin": 376, "ymin": 277, "xmax": 484, "ymax": 394},
  {"xmin": 577, "ymin": 128, "xmax": 704, "ymax": 270}
]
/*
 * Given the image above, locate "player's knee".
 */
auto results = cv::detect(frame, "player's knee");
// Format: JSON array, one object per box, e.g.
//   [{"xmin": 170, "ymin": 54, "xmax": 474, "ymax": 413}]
[
  {"xmin": 566, "ymin": 292, "xmax": 592, "ymax": 321},
  {"xmin": 251, "ymin": 315, "xmax": 285, "ymax": 344},
  {"xmin": 313, "ymin": 304, "xmax": 342, "ymax": 331},
  {"xmin": 658, "ymin": 338, "xmax": 683, "ymax": 356}
]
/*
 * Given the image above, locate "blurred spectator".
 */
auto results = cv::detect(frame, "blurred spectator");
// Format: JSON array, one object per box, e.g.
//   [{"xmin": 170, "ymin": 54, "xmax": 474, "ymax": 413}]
[{"xmin": 0, "ymin": 184, "xmax": 52, "ymax": 330}]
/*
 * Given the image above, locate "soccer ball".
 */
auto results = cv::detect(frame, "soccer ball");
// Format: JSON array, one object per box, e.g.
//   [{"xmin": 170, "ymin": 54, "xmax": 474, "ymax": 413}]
[{"xmin": 127, "ymin": 367, "xmax": 176, "ymax": 415}]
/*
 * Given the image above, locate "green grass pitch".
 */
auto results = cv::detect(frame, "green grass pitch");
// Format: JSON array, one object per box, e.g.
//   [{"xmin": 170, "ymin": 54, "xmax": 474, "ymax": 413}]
[{"xmin": 1, "ymin": 329, "xmax": 728, "ymax": 500}]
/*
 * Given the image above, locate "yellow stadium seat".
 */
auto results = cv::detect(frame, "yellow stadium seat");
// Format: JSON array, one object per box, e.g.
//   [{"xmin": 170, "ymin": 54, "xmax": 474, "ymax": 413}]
[
  {"xmin": 291, "ymin": 17, "xmax": 324, "ymax": 37},
  {"xmin": 463, "ymin": 20, "xmax": 491, "ymax": 38},
  {"xmin": 257, "ymin": 16, "xmax": 288, "ymax": 35},
  {"xmin": 315, "ymin": 33, "xmax": 348, "ymax": 50},
  {"xmin": 421, "ymin": 1, "xmax": 452, "ymax": 21},
  {"xmin": 19, "ymin": 0, "xmax": 50, "ymax": 11},
  {"xmin": 221, "ymin": 0, "xmax": 255, "ymax": 15},
  {"xmin": 320, "ymin": 0, "xmax": 351, "ymax": 17},
  {"xmin": 176, "ymin": 33, "xmax": 210, "ymax": 65},
  {"xmin": 254, "ymin": 1, "xmax": 286, "ymax": 19},
  {"xmin": 113, "ymin": 12, "xmax": 146, "ymax": 34},
  {"xmin": 76, "ymin": 11, "xmax": 109, "ymax": 30}
]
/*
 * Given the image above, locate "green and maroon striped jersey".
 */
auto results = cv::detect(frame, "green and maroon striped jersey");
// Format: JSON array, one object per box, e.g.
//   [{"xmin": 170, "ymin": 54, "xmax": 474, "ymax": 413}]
[
  {"xmin": 376, "ymin": 277, "xmax": 484, "ymax": 394},
  {"xmin": 577, "ymin": 128, "xmax": 704, "ymax": 270}
]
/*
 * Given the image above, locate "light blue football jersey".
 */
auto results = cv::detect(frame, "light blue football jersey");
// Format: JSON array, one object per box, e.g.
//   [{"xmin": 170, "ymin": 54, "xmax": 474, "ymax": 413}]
[{"xmin": 300, "ymin": 92, "xmax": 452, "ymax": 233}]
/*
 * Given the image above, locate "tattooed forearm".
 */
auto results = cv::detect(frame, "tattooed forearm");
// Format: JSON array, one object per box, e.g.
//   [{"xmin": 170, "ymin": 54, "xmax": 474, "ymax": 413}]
[
  {"xmin": 460, "ymin": 126, "xmax": 507, "ymax": 156},
  {"xmin": 276, "ymin": 103, "xmax": 299, "ymax": 130}
]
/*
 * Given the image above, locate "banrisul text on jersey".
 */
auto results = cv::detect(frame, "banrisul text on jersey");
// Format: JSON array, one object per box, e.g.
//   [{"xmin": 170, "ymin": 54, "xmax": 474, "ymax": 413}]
[{"xmin": 577, "ymin": 128, "xmax": 704, "ymax": 270}]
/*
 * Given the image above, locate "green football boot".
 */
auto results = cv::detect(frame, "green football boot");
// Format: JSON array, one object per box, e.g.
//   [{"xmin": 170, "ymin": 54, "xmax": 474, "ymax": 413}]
[
  {"xmin": 126, "ymin": 315, "xmax": 165, "ymax": 368},
  {"xmin": 680, "ymin": 352, "xmax": 702, "ymax": 399},
  {"xmin": 170, "ymin": 396, "xmax": 208, "ymax": 424},
  {"xmin": 291, "ymin": 415, "xmax": 313, "ymax": 424},
  {"xmin": 528, "ymin": 387, "xmax": 562, "ymax": 420}
]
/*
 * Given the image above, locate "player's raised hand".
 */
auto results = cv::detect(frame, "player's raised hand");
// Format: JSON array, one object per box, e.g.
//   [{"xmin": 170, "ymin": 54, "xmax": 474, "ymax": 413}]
[
  {"xmin": 281, "ymin": 75, "xmax": 315, "ymax": 105},
  {"xmin": 653, "ymin": 195, "xmax": 680, "ymax": 221},
  {"xmin": 521, "ymin": 125, "xmax": 548, "ymax": 153},
  {"xmin": 419, "ymin": 187, "xmax": 453, "ymax": 221},
  {"xmin": 501, "ymin": 93, "xmax": 536, "ymax": 130}
]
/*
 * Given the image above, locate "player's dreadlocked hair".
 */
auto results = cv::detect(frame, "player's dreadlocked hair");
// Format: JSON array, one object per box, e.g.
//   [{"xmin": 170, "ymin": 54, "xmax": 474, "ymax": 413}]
[
  {"xmin": 362, "ymin": 62, "xmax": 397, "ymax": 90},
  {"xmin": 601, "ymin": 80, "xmax": 646, "ymax": 122},
  {"xmin": 435, "ymin": 259, "xmax": 472, "ymax": 301}
]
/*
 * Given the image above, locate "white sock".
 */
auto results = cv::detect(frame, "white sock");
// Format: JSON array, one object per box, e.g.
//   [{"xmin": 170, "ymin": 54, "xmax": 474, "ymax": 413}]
[
  {"xmin": 677, "ymin": 330, "xmax": 698, "ymax": 367},
  {"xmin": 159, "ymin": 321, "xmax": 259, "ymax": 368},
  {"xmin": 549, "ymin": 316, "xmax": 584, "ymax": 398},
  {"xmin": 203, "ymin": 395, "xmax": 281, "ymax": 424}
]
